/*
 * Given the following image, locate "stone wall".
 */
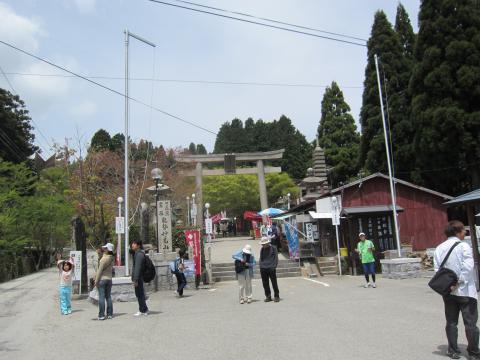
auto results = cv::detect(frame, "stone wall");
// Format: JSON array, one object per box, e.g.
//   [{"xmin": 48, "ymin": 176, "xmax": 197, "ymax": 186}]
[{"xmin": 380, "ymin": 258, "xmax": 422, "ymax": 279}]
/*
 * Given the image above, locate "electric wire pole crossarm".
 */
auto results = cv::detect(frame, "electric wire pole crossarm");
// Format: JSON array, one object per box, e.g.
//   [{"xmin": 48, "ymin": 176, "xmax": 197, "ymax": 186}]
[{"xmin": 124, "ymin": 29, "xmax": 156, "ymax": 276}]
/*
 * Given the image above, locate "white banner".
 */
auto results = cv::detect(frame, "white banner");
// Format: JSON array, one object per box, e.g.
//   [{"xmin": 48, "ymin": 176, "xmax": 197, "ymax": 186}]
[
  {"xmin": 205, "ymin": 218, "xmax": 213, "ymax": 234},
  {"xmin": 305, "ymin": 223, "xmax": 314, "ymax": 242},
  {"xmin": 115, "ymin": 216, "xmax": 125, "ymax": 234},
  {"xmin": 69, "ymin": 251, "xmax": 82, "ymax": 283},
  {"xmin": 157, "ymin": 200, "xmax": 172, "ymax": 253}
]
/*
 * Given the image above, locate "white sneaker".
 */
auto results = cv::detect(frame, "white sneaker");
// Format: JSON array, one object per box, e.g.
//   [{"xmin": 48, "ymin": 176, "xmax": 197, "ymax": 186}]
[
  {"xmin": 364, "ymin": 283, "xmax": 370, "ymax": 288},
  {"xmin": 247, "ymin": 298, "xmax": 252, "ymax": 304},
  {"xmin": 134, "ymin": 311, "xmax": 148, "ymax": 316},
  {"xmin": 98, "ymin": 316, "xmax": 105, "ymax": 321},
  {"xmin": 240, "ymin": 299, "xmax": 244, "ymax": 304},
  {"xmin": 372, "ymin": 283, "xmax": 377, "ymax": 288}
]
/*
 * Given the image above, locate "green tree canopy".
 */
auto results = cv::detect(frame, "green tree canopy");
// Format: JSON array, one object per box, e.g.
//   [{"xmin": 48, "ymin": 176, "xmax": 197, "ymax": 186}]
[
  {"xmin": 213, "ymin": 115, "xmax": 312, "ymax": 179},
  {"xmin": 89, "ymin": 129, "xmax": 112, "ymax": 152},
  {"xmin": 203, "ymin": 173, "xmax": 299, "ymax": 216},
  {"xmin": 196, "ymin": 144, "xmax": 207, "ymax": 155},
  {"xmin": 318, "ymin": 81, "xmax": 360, "ymax": 187},
  {"xmin": 410, "ymin": 0, "xmax": 480, "ymax": 194},
  {"xmin": 0, "ymin": 88, "xmax": 38, "ymax": 163}
]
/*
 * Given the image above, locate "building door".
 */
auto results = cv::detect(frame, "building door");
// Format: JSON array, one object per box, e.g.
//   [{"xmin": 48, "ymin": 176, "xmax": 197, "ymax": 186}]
[{"xmin": 358, "ymin": 214, "xmax": 396, "ymax": 252}]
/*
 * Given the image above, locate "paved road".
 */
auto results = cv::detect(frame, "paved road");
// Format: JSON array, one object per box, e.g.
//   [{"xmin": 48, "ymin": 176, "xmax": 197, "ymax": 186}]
[{"xmin": 0, "ymin": 268, "xmax": 476, "ymax": 360}]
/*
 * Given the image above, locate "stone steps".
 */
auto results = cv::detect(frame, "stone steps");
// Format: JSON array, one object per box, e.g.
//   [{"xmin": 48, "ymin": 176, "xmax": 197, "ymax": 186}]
[
  {"xmin": 316, "ymin": 257, "xmax": 339, "ymax": 275},
  {"xmin": 212, "ymin": 259, "xmax": 301, "ymax": 282}
]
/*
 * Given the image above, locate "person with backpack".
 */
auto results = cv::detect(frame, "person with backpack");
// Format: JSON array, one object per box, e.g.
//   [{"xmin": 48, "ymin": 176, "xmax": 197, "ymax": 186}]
[
  {"xmin": 232, "ymin": 244, "xmax": 256, "ymax": 304},
  {"xmin": 173, "ymin": 250, "xmax": 187, "ymax": 297},
  {"xmin": 259, "ymin": 236, "xmax": 280, "ymax": 303},
  {"xmin": 94, "ymin": 243, "xmax": 115, "ymax": 320},
  {"xmin": 433, "ymin": 220, "xmax": 480, "ymax": 359},
  {"xmin": 131, "ymin": 240, "xmax": 148, "ymax": 316}
]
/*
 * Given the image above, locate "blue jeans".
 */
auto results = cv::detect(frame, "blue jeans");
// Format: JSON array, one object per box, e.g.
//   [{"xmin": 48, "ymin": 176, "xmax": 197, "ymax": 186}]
[
  {"xmin": 362, "ymin": 262, "xmax": 375, "ymax": 275},
  {"xmin": 98, "ymin": 280, "xmax": 113, "ymax": 318},
  {"xmin": 134, "ymin": 279, "xmax": 148, "ymax": 313},
  {"xmin": 59, "ymin": 285, "xmax": 72, "ymax": 314},
  {"xmin": 175, "ymin": 272, "xmax": 187, "ymax": 296}
]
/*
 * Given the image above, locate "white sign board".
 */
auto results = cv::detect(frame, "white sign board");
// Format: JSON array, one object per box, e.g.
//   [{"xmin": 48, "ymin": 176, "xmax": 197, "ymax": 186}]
[
  {"xmin": 330, "ymin": 196, "xmax": 342, "ymax": 226},
  {"xmin": 157, "ymin": 200, "xmax": 172, "ymax": 253},
  {"xmin": 69, "ymin": 251, "xmax": 82, "ymax": 293},
  {"xmin": 305, "ymin": 223, "xmax": 314, "ymax": 242},
  {"xmin": 115, "ymin": 216, "xmax": 125, "ymax": 234},
  {"xmin": 205, "ymin": 218, "xmax": 213, "ymax": 234}
]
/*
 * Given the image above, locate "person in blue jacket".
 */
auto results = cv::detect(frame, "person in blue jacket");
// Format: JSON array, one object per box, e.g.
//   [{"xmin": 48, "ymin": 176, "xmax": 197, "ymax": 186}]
[{"xmin": 232, "ymin": 244, "xmax": 256, "ymax": 304}]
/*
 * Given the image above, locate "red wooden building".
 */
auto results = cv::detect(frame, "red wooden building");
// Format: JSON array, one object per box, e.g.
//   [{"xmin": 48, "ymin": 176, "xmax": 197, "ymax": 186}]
[{"xmin": 330, "ymin": 173, "xmax": 452, "ymax": 251}]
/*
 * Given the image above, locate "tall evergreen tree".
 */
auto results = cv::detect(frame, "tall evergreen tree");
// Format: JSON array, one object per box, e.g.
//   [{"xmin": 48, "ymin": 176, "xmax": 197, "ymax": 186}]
[
  {"xmin": 318, "ymin": 82, "xmax": 360, "ymax": 186},
  {"xmin": 90, "ymin": 129, "xmax": 111, "ymax": 152},
  {"xmin": 196, "ymin": 144, "xmax": 207, "ymax": 154},
  {"xmin": 410, "ymin": 0, "xmax": 480, "ymax": 194},
  {"xmin": 110, "ymin": 133, "xmax": 124, "ymax": 152},
  {"xmin": 359, "ymin": 11, "xmax": 413, "ymax": 177},
  {"xmin": 395, "ymin": 3, "xmax": 416, "ymax": 60},
  {"xmin": 0, "ymin": 89, "xmax": 38, "ymax": 163},
  {"xmin": 188, "ymin": 142, "xmax": 197, "ymax": 155}
]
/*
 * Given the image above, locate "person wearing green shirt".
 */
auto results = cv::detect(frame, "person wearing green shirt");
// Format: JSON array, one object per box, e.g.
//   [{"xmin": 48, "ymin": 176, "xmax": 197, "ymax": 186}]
[{"xmin": 355, "ymin": 232, "xmax": 376, "ymax": 288}]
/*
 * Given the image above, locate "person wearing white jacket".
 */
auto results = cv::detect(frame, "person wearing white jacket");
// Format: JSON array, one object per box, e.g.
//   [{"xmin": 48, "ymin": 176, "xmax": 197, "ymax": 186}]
[{"xmin": 434, "ymin": 220, "xmax": 480, "ymax": 360}]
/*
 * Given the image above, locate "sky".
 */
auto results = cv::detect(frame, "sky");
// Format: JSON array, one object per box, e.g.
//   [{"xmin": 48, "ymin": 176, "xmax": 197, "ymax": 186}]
[{"xmin": 0, "ymin": 0, "xmax": 420, "ymax": 158}]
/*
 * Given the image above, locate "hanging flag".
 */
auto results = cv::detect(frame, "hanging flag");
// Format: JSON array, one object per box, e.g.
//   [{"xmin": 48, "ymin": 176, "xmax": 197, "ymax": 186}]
[
  {"xmin": 185, "ymin": 230, "xmax": 201, "ymax": 275},
  {"xmin": 284, "ymin": 222, "xmax": 300, "ymax": 260}
]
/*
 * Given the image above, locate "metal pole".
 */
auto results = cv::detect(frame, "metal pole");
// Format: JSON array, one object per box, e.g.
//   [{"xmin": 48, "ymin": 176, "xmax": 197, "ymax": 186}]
[
  {"xmin": 186, "ymin": 197, "xmax": 190, "ymax": 226},
  {"xmin": 124, "ymin": 29, "xmax": 130, "ymax": 276},
  {"xmin": 123, "ymin": 29, "xmax": 156, "ymax": 276},
  {"xmin": 374, "ymin": 54, "xmax": 401, "ymax": 257},
  {"xmin": 335, "ymin": 224, "xmax": 342, "ymax": 276},
  {"xmin": 155, "ymin": 179, "xmax": 160, "ymax": 252},
  {"xmin": 117, "ymin": 201, "xmax": 122, "ymax": 266}
]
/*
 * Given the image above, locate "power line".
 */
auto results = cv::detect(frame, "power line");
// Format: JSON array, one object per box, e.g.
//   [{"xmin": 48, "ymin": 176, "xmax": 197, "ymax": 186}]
[
  {"xmin": 0, "ymin": 40, "xmax": 217, "ymax": 136},
  {"xmin": 2, "ymin": 72, "xmax": 363, "ymax": 89},
  {"xmin": 147, "ymin": 0, "xmax": 367, "ymax": 47},
  {"xmin": 171, "ymin": 0, "xmax": 368, "ymax": 42},
  {"xmin": 0, "ymin": 65, "xmax": 52, "ymax": 155}
]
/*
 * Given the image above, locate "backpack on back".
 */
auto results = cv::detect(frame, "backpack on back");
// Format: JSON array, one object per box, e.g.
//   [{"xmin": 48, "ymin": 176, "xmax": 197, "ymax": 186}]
[
  {"xmin": 170, "ymin": 258, "xmax": 180, "ymax": 274},
  {"xmin": 142, "ymin": 255, "xmax": 156, "ymax": 283}
]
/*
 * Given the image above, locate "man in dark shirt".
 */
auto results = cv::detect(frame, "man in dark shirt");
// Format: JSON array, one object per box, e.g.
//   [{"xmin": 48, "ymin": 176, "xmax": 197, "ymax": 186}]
[
  {"xmin": 131, "ymin": 240, "xmax": 148, "ymax": 316},
  {"xmin": 259, "ymin": 236, "xmax": 280, "ymax": 302}
]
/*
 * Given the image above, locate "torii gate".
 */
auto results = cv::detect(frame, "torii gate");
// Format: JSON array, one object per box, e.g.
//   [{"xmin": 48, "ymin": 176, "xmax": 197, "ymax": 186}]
[{"xmin": 177, "ymin": 149, "xmax": 285, "ymax": 227}]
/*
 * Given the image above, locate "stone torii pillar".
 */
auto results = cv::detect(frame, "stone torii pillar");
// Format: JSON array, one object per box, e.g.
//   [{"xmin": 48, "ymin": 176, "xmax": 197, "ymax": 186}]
[{"xmin": 177, "ymin": 149, "xmax": 285, "ymax": 223}]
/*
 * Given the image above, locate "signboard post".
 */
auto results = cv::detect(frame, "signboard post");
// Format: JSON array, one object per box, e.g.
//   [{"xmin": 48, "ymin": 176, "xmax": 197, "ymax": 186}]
[
  {"xmin": 330, "ymin": 196, "xmax": 342, "ymax": 275},
  {"xmin": 69, "ymin": 250, "xmax": 82, "ymax": 294},
  {"xmin": 306, "ymin": 223, "xmax": 314, "ymax": 242},
  {"xmin": 205, "ymin": 218, "xmax": 213, "ymax": 235},
  {"xmin": 157, "ymin": 200, "xmax": 172, "ymax": 254}
]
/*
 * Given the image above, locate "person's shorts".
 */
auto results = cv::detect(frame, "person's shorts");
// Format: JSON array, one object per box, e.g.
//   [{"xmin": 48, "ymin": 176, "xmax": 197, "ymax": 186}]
[{"xmin": 362, "ymin": 262, "xmax": 375, "ymax": 274}]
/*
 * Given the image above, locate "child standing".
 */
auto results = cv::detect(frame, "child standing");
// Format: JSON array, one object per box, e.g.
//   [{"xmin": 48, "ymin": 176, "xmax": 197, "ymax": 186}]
[{"xmin": 57, "ymin": 258, "xmax": 75, "ymax": 315}]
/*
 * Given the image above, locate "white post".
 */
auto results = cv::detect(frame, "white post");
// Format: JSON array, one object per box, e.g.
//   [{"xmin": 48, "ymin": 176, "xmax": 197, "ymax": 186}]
[
  {"xmin": 335, "ymin": 224, "xmax": 342, "ymax": 276},
  {"xmin": 124, "ymin": 29, "xmax": 130, "ymax": 276},
  {"xmin": 374, "ymin": 54, "xmax": 401, "ymax": 257},
  {"xmin": 117, "ymin": 198, "xmax": 122, "ymax": 267}
]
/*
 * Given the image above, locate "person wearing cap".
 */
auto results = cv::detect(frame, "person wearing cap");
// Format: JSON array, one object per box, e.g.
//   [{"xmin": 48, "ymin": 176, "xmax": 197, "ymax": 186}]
[
  {"xmin": 232, "ymin": 244, "xmax": 256, "ymax": 304},
  {"xmin": 355, "ymin": 232, "xmax": 377, "ymax": 288},
  {"xmin": 259, "ymin": 236, "xmax": 280, "ymax": 302},
  {"xmin": 94, "ymin": 243, "xmax": 115, "ymax": 320}
]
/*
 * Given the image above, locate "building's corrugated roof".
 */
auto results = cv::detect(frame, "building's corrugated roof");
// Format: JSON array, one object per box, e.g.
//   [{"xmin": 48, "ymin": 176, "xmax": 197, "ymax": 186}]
[
  {"xmin": 330, "ymin": 173, "xmax": 453, "ymax": 200},
  {"xmin": 444, "ymin": 188, "xmax": 480, "ymax": 206},
  {"xmin": 341, "ymin": 205, "xmax": 404, "ymax": 215}
]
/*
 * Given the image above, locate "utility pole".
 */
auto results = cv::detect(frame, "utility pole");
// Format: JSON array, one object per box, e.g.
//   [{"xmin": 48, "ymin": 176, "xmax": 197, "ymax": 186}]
[{"xmin": 124, "ymin": 29, "xmax": 156, "ymax": 276}]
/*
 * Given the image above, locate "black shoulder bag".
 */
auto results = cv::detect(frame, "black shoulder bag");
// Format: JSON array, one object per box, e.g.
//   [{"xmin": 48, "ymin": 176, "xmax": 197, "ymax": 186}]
[{"xmin": 428, "ymin": 242, "xmax": 461, "ymax": 296}]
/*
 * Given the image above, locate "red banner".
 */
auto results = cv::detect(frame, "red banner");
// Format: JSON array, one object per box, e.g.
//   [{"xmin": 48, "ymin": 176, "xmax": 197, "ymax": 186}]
[
  {"xmin": 210, "ymin": 213, "xmax": 222, "ymax": 224},
  {"xmin": 185, "ymin": 230, "xmax": 201, "ymax": 275}
]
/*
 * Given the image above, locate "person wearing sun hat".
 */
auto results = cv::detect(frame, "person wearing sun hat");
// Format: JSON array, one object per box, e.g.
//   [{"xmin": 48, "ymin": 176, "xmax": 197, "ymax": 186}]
[
  {"xmin": 259, "ymin": 236, "xmax": 280, "ymax": 302},
  {"xmin": 94, "ymin": 242, "xmax": 115, "ymax": 320},
  {"xmin": 232, "ymin": 244, "xmax": 256, "ymax": 304}
]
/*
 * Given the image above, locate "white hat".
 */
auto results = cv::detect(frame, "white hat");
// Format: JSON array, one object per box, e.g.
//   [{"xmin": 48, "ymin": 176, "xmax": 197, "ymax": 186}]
[
  {"xmin": 242, "ymin": 244, "xmax": 252, "ymax": 254},
  {"xmin": 358, "ymin": 232, "xmax": 366, "ymax": 237},
  {"xmin": 259, "ymin": 236, "xmax": 271, "ymax": 245},
  {"xmin": 102, "ymin": 243, "xmax": 114, "ymax": 252}
]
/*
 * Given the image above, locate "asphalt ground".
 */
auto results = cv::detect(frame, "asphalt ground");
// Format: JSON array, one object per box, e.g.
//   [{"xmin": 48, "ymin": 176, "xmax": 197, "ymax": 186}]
[{"xmin": 1, "ymin": 267, "xmax": 477, "ymax": 360}]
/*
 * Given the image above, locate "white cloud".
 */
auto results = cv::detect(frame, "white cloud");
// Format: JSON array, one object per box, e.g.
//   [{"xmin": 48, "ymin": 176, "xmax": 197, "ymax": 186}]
[
  {"xmin": 0, "ymin": 2, "xmax": 43, "ymax": 70},
  {"xmin": 73, "ymin": 0, "xmax": 96, "ymax": 13},
  {"xmin": 70, "ymin": 99, "xmax": 97, "ymax": 117}
]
